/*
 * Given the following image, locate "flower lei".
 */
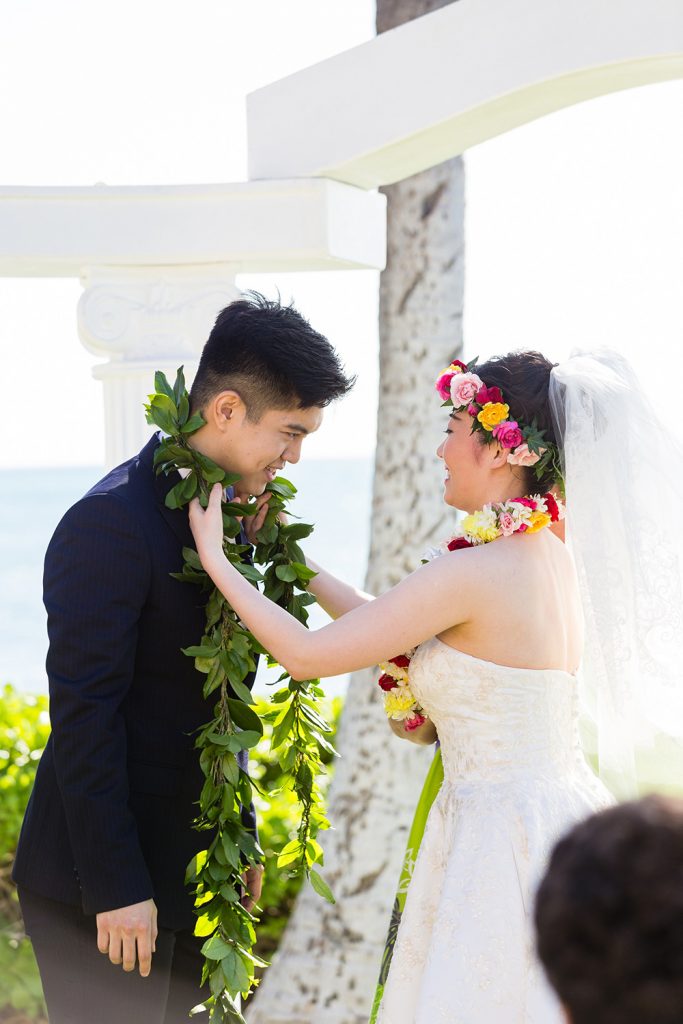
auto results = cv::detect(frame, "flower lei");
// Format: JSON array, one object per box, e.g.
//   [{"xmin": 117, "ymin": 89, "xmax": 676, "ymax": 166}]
[
  {"xmin": 145, "ymin": 370, "xmax": 335, "ymax": 1024},
  {"xmin": 436, "ymin": 358, "xmax": 563, "ymax": 488},
  {"xmin": 379, "ymin": 490, "xmax": 565, "ymax": 729}
]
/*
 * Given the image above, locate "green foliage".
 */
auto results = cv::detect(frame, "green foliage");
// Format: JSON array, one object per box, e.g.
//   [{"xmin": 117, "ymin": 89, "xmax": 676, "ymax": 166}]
[
  {"xmin": 245, "ymin": 697, "xmax": 341, "ymax": 1000},
  {"xmin": 0, "ymin": 684, "xmax": 49, "ymax": 1023},
  {"xmin": 0, "ymin": 687, "xmax": 50, "ymax": 861},
  {"xmin": 0, "ymin": 925, "xmax": 47, "ymax": 1024},
  {"xmin": 146, "ymin": 370, "xmax": 337, "ymax": 1022}
]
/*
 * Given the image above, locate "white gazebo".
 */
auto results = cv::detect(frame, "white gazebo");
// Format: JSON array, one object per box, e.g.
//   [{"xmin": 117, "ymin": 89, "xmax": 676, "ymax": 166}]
[{"xmin": 1, "ymin": 0, "xmax": 682, "ymax": 468}]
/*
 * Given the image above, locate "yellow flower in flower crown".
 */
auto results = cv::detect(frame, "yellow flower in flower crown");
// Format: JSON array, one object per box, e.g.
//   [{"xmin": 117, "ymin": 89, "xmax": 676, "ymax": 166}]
[
  {"xmin": 384, "ymin": 688, "xmax": 418, "ymax": 720},
  {"xmin": 462, "ymin": 508, "xmax": 499, "ymax": 543},
  {"xmin": 525, "ymin": 510, "xmax": 552, "ymax": 534},
  {"xmin": 477, "ymin": 403, "xmax": 510, "ymax": 432}
]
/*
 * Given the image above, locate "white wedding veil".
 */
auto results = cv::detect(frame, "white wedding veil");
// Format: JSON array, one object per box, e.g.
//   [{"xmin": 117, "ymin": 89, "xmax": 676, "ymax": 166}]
[{"xmin": 549, "ymin": 350, "xmax": 683, "ymax": 798}]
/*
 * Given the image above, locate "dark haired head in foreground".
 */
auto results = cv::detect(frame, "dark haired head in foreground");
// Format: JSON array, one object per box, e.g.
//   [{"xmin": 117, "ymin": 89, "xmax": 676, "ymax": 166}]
[
  {"xmin": 535, "ymin": 795, "xmax": 683, "ymax": 1024},
  {"xmin": 188, "ymin": 291, "xmax": 355, "ymax": 497}
]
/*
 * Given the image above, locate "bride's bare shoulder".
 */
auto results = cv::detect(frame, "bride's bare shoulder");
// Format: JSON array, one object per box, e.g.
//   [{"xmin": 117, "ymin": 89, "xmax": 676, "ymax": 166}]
[{"xmin": 446, "ymin": 529, "xmax": 571, "ymax": 586}]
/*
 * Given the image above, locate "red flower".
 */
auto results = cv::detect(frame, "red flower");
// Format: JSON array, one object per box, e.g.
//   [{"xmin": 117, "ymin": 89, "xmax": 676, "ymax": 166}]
[
  {"xmin": 475, "ymin": 385, "xmax": 504, "ymax": 406},
  {"xmin": 447, "ymin": 537, "xmax": 473, "ymax": 551},
  {"xmin": 404, "ymin": 713, "xmax": 426, "ymax": 732},
  {"xmin": 378, "ymin": 673, "xmax": 398, "ymax": 691},
  {"xmin": 544, "ymin": 492, "xmax": 560, "ymax": 522},
  {"xmin": 389, "ymin": 654, "xmax": 411, "ymax": 668},
  {"xmin": 452, "ymin": 359, "xmax": 468, "ymax": 373},
  {"xmin": 467, "ymin": 403, "xmax": 479, "ymax": 417}
]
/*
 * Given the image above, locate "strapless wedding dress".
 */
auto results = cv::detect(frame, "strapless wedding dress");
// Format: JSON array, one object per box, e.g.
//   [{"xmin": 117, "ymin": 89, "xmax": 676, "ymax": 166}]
[{"xmin": 375, "ymin": 637, "xmax": 614, "ymax": 1023}]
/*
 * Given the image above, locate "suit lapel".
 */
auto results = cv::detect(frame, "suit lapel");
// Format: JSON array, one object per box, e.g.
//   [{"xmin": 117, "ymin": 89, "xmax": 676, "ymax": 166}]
[
  {"xmin": 143, "ymin": 435, "xmax": 196, "ymax": 553},
  {"xmin": 144, "ymin": 435, "xmax": 251, "ymax": 555}
]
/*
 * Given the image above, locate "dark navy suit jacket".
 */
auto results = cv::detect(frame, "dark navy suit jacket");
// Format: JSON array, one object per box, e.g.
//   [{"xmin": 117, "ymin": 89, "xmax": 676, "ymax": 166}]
[{"xmin": 13, "ymin": 435, "xmax": 257, "ymax": 930}]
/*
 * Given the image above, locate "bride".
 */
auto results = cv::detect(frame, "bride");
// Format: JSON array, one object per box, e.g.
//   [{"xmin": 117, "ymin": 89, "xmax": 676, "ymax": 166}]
[{"xmin": 188, "ymin": 348, "xmax": 683, "ymax": 1022}]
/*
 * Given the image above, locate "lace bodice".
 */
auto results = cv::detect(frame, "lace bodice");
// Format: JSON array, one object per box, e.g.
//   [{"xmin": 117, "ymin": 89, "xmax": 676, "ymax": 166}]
[{"xmin": 408, "ymin": 637, "xmax": 586, "ymax": 786}]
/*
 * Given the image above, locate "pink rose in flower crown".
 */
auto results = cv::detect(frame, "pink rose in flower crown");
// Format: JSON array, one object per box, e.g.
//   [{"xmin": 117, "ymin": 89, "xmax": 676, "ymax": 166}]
[
  {"xmin": 404, "ymin": 712, "xmax": 426, "ymax": 732},
  {"xmin": 492, "ymin": 420, "xmax": 523, "ymax": 449},
  {"xmin": 507, "ymin": 443, "xmax": 545, "ymax": 467},
  {"xmin": 435, "ymin": 372, "xmax": 456, "ymax": 401},
  {"xmin": 475, "ymin": 384, "xmax": 504, "ymax": 406},
  {"xmin": 435, "ymin": 360, "xmax": 468, "ymax": 401},
  {"xmin": 467, "ymin": 403, "xmax": 479, "ymax": 418},
  {"xmin": 450, "ymin": 372, "xmax": 484, "ymax": 409}
]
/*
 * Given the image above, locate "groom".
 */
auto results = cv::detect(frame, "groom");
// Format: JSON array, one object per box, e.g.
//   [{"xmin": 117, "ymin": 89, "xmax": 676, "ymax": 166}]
[{"xmin": 12, "ymin": 292, "xmax": 354, "ymax": 1024}]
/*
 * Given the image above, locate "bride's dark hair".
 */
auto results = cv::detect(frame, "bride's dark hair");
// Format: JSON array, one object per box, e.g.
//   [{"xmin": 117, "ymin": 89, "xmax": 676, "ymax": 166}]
[{"xmin": 475, "ymin": 350, "xmax": 560, "ymax": 494}]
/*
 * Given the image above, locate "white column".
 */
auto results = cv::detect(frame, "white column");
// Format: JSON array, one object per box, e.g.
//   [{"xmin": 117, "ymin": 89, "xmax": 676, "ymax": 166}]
[{"xmin": 77, "ymin": 265, "xmax": 239, "ymax": 469}]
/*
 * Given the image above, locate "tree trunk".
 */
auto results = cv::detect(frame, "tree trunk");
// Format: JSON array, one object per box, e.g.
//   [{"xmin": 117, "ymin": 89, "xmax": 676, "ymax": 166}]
[{"xmin": 247, "ymin": 4, "xmax": 463, "ymax": 1022}]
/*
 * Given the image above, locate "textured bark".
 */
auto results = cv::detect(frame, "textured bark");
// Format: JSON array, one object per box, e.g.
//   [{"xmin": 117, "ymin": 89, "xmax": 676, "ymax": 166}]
[
  {"xmin": 246, "ymin": 5, "xmax": 463, "ymax": 1023},
  {"xmin": 367, "ymin": 158, "xmax": 465, "ymax": 591}
]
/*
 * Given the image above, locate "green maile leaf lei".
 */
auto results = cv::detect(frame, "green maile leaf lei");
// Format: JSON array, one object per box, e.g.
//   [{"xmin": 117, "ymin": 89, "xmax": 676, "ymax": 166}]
[{"xmin": 145, "ymin": 369, "xmax": 336, "ymax": 1023}]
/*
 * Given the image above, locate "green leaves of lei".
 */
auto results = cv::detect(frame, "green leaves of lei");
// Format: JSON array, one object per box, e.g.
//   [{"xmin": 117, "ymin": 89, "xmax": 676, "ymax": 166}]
[{"xmin": 145, "ymin": 370, "xmax": 335, "ymax": 1024}]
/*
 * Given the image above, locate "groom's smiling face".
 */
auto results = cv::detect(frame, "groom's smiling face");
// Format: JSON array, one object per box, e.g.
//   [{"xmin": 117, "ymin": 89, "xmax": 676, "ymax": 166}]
[{"xmin": 190, "ymin": 391, "xmax": 323, "ymax": 497}]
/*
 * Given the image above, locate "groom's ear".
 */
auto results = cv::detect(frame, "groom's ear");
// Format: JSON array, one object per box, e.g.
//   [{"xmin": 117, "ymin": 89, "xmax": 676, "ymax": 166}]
[{"xmin": 209, "ymin": 391, "xmax": 247, "ymax": 433}]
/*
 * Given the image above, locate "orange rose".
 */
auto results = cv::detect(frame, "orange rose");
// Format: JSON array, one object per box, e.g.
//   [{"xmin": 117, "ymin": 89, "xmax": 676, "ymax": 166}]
[{"xmin": 477, "ymin": 403, "xmax": 510, "ymax": 432}]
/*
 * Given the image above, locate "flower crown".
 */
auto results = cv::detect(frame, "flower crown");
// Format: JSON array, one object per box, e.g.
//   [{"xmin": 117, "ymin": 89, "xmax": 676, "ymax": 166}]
[{"xmin": 436, "ymin": 358, "xmax": 560, "ymax": 484}]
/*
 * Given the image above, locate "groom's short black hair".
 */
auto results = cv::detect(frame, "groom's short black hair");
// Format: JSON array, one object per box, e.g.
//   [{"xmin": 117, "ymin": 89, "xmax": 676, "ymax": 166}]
[
  {"xmin": 190, "ymin": 291, "xmax": 355, "ymax": 420},
  {"xmin": 535, "ymin": 795, "xmax": 683, "ymax": 1024}
]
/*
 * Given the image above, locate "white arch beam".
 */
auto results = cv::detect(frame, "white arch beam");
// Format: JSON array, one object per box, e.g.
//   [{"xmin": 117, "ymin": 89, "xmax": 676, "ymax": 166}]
[
  {"xmin": 247, "ymin": 0, "xmax": 683, "ymax": 189},
  {"xmin": 0, "ymin": 179, "xmax": 385, "ymax": 467},
  {"xmin": 0, "ymin": 179, "xmax": 386, "ymax": 276}
]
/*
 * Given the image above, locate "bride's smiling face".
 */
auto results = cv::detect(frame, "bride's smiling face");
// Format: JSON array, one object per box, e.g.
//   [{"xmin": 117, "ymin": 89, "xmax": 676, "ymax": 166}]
[{"xmin": 437, "ymin": 410, "xmax": 496, "ymax": 513}]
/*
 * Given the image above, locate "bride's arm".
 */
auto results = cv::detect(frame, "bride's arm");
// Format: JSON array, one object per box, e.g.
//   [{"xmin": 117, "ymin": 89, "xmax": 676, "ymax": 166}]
[
  {"xmin": 242, "ymin": 493, "xmax": 374, "ymax": 619},
  {"xmin": 304, "ymin": 557, "xmax": 374, "ymax": 619},
  {"xmin": 190, "ymin": 485, "xmax": 474, "ymax": 681}
]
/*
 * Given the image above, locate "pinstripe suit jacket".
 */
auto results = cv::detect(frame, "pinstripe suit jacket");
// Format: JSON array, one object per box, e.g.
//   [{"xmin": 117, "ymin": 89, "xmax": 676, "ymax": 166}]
[{"xmin": 13, "ymin": 434, "xmax": 257, "ymax": 930}]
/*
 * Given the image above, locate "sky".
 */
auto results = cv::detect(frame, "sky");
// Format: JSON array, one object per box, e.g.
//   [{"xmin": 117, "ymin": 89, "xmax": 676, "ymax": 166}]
[{"xmin": 1, "ymin": 0, "xmax": 682, "ymax": 468}]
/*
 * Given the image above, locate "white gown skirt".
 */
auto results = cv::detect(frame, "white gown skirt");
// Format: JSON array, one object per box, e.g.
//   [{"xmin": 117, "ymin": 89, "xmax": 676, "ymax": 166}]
[{"xmin": 376, "ymin": 772, "xmax": 612, "ymax": 1024}]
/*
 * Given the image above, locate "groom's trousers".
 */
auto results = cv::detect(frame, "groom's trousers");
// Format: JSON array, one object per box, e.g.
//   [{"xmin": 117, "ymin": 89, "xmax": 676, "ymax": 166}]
[{"xmin": 18, "ymin": 887, "xmax": 210, "ymax": 1024}]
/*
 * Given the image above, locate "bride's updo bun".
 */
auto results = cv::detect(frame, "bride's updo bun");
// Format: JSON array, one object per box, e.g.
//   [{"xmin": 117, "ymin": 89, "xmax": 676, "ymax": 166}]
[{"xmin": 475, "ymin": 350, "xmax": 560, "ymax": 494}]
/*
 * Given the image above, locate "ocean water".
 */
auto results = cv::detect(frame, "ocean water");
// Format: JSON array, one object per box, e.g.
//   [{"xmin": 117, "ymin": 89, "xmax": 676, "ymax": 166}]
[{"xmin": 0, "ymin": 458, "xmax": 373, "ymax": 698}]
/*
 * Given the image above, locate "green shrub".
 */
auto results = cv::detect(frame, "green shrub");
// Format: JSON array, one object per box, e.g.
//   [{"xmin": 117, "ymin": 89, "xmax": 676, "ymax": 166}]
[
  {"xmin": 0, "ymin": 685, "xmax": 342, "ymax": 1019},
  {"xmin": 0, "ymin": 684, "xmax": 50, "ymax": 1023}
]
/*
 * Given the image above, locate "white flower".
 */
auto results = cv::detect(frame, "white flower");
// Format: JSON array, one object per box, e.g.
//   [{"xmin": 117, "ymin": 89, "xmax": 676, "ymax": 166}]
[
  {"xmin": 506, "ymin": 501, "xmax": 534, "ymax": 529},
  {"xmin": 422, "ymin": 540, "xmax": 450, "ymax": 562}
]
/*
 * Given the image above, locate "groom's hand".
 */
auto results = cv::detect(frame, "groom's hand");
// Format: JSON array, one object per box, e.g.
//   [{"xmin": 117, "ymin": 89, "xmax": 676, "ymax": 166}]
[
  {"xmin": 238, "ymin": 492, "xmax": 270, "ymax": 544},
  {"xmin": 97, "ymin": 898, "xmax": 158, "ymax": 977},
  {"xmin": 240, "ymin": 864, "xmax": 264, "ymax": 913},
  {"xmin": 240, "ymin": 493, "xmax": 288, "ymax": 545}
]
